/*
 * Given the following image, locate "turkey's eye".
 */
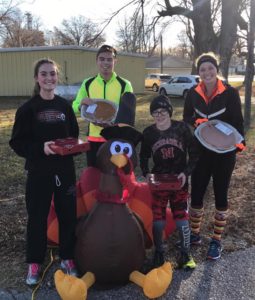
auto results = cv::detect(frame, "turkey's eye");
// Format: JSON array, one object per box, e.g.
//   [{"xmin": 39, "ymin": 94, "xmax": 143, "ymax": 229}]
[
  {"xmin": 109, "ymin": 141, "xmax": 133, "ymax": 157},
  {"xmin": 115, "ymin": 144, "xmax": 121, "ymax": 152},
  {"xmin": 122, "ymin": 143, "xmax": 133, "ymax": 158},
  {"xmin": 123, "ymin": 147, "xmax": 129, "ymax": 154},
  {"xmin": 110, "ymin": 141, "xmax": 123, "ymax": 155}
]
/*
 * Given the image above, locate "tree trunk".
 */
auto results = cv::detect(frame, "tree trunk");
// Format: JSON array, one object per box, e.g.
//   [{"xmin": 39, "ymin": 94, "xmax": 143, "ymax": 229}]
[
  {"xmin": 244, "ymin": 0, "xmax": 255, "ymax": 130},
  {"xmin": 158, "ymin": 0, "xmax": 245, "ymax": 77},
  {"xmin": 218, "ymin": 0, "xmax": 242, "ymax": 79},
  {"xmin": 191, "ymin": 0, "xmax": 218, "ymax": 59},
  {"xmin": 190, "ymin": 0, "xmax": 245, "ymax": 79}
]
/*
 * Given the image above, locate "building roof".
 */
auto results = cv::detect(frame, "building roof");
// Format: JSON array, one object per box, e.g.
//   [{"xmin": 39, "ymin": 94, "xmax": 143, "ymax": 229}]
[
  {"xmin": 0, "ymin": 45, "xmax": 145, "ymax": 58},
  {"xmin": 146, "ymin": 55, "xmax": 192, "ymax": 69}
]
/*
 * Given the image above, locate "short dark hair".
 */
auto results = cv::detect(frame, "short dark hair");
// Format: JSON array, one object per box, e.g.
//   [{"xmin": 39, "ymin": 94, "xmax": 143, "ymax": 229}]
[{"xmin": 96, "ymin": 44, "xmax": 117, "ymax": 59}]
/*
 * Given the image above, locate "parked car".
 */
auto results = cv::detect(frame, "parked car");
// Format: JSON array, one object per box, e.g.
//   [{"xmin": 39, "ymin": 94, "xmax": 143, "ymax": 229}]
[
  {"xmin": 159, "ymin": 75, "xmax": 200, "ymax": 99},
  {"xmin": 145, "ymin": 73, "xmax": 172, "ymax": 92}
]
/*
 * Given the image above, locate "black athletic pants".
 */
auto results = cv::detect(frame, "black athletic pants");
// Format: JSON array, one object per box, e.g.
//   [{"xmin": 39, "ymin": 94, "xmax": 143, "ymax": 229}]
[
  {"xmin": 25, "ymin": 166, "xmax": 77, "ymax": 263},
  {"xmin": 191, "ymin": 148, "xmax": 236, "ymax": 210}
]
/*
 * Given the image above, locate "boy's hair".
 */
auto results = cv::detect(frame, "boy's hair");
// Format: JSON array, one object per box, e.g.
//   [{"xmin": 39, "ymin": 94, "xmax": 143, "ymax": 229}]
[
  {"xmin": 96, "ymin": 45, "xmax": 117, "ymax": 59},
  {"xmin": 150, "ymin": 95, "xmax": 173, "ymax": 117}
]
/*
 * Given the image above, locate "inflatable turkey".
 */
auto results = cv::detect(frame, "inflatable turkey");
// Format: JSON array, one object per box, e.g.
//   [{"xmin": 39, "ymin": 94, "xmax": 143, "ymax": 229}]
[{"xmin": 53, "ymin": 124, "xmax": 174, "ymax": 299}]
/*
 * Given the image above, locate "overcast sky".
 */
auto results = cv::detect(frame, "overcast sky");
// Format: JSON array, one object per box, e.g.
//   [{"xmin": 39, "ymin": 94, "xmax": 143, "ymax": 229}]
[{"xmin": 20, "ymin": 0, "xmax": 181, "ymax": 48}]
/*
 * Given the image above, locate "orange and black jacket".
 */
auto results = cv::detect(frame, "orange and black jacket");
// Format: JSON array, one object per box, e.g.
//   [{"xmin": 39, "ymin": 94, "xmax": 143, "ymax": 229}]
[{"xmin": 183, "ymin": 79, "xmax": 244, "ymax": 139}]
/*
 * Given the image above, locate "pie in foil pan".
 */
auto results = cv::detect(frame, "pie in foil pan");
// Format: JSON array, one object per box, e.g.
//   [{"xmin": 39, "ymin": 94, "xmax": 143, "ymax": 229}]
[
  {"xmin": 81, "ymin": 99, "xmax": 117, "ymax": 124},
  {"xmin": 194, "ymin": 119, "xmax": 243, "ymax": 153}
]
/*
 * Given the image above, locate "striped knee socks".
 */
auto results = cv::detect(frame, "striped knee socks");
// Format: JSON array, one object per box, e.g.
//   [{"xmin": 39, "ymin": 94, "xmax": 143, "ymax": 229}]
[
  {"xmin": 212, "ymin": 209, "xmax": 228, "ymax": 241},
  {"xmin": 189, "ymin": 206, "xmax": 204, "ymax": 234}
]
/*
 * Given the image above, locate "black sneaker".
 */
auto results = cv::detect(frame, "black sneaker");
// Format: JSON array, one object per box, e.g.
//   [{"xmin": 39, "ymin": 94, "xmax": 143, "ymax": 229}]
[
  {"xmin": 176, "ymin": 232, "xmax": 201, "ymax": 248},
  {"xmin": 153, "ymin": 251, "xmax": 165, "ymax": 268},
  {"xmin": 190, "ymin": 232, "xmax": 202, "ymax": 245},
  {"xmin": 178, "ymin": 252, "xmax": 196, "ymax": 270},
  {"xmin": 207, "ymin": 239, "xmax": 222, "ymax": 260}
]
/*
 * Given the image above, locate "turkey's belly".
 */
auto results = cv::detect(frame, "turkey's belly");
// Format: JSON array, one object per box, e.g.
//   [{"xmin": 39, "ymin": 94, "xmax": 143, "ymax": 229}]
[{"xmin": 75, "ymin": 202, "xmax": 146, "ymax": 284}]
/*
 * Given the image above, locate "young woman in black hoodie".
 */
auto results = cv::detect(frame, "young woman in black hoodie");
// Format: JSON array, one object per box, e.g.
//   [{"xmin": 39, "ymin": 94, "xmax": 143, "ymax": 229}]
[{"xmin": 9, "ymin": 58, "xmax": 79, "ymax": 285}]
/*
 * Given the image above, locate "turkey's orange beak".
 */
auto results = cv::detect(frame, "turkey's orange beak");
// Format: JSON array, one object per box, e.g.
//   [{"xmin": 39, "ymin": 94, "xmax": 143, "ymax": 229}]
[{"xmin": 110, "ymin": 154, "xmax": 128, "ymax": 168}]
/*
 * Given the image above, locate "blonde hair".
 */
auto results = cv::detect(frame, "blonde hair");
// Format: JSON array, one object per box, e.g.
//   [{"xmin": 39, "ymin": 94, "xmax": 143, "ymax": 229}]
[{"xmin": 195, "ymin": 52, "xmax": 220, "ymax": 72}]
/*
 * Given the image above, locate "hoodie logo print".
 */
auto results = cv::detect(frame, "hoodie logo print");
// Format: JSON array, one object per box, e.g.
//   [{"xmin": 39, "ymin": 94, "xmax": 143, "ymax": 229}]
[{"xmin": 37, "ymin": 110, "xmax": 66, "ymax": 123}]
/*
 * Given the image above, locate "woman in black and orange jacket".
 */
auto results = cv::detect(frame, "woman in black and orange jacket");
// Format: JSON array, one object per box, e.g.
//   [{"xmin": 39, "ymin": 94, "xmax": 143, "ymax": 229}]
[{"xmin": 183, "ymin": 52, "xmax": 245, "ymax": 261}]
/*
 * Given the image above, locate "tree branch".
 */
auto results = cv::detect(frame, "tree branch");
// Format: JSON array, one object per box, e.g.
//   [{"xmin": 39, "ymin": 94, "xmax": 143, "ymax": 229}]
[
  {"xmin": 158, "ymin": 1, "xmax": 193, "ymax": 19},
  {"xmin": 237, "ymin": 15, "xmax": 248, "ymax": 31},
  {"xmin": 92, "ymin": 0, "xmax": 139, "ymax": 41}
]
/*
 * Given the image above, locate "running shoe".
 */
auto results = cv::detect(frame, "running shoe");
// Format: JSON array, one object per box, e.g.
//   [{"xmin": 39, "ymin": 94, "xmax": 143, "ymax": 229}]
[
  {"xmin": 60, "ymin": 259, "xmax": 78, "ymax": 277},
  {"xmin": 190, "ymin": 232, "xmax": 202, "ymax": 245},
  {"xmin": 26, "ymin": 263, "xmax": 41, "ymax": 286},
  {"xmin": 178, "ymin": 252, "xmax": 196, "ymax": 270},
  {"xmin": 153, "ymin": 251, "xmax": 165, "ymax": 268},
  {"xmin": 207, "ymin": 239, "xmax": 222, "ymax": 260}
]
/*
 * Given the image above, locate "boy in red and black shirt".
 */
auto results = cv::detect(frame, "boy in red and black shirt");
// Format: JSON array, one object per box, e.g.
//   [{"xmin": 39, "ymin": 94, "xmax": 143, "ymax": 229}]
[{"xmin": 140, "ymin": 95, "xmax": 199, "ymax": 269}]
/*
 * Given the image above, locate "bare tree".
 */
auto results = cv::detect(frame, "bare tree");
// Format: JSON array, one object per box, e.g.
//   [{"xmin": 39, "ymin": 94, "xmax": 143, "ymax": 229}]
[
  {"xmin": 116, "ymin": 14, "xmax": 164, "ymax": 55},
  {"xmin": 0, "ymin": 9, "xmax": 45, "ymax": 47},
  {"xmin": 156, "ymin": 0, "xmax": 249, "ymax": 77},
  {"xmin": 0, "ymin": 0, "xmax": 20, "ymax": 39},
  {"xmin": 0, "ymin": 0, "xmax": 21, "ymax": 22},
  {"xmin": 244, "ymin": 0, "xmax": 255, "ymax": 129},
  {"xmin": 53, "ymin": 16, "xmax": 105, "ymax": 47},
  {"xmin": 107, "ymin": 0, "xmax": 248, "ymax": 78},
  {"xmin": 175, "ymin": 29, "xmax": 194, "ymax": 59}
]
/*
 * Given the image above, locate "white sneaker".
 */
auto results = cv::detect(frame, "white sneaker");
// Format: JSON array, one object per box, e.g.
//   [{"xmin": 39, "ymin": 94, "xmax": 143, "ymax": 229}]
[
  {"xmin": 60, "ymin": 259, "xmax": 78, "ymax": 277},
  {"xmin": 26, "ymin": 263, "xmax": 41, "ymax": 286}
]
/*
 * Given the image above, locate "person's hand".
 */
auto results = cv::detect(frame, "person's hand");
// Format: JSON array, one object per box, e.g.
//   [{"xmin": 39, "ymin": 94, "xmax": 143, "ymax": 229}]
[
  {"xmin": 44, "ymin": 141, "xmax": 56, "ymax": 155},
  {"xmin": 177, "ymin": 172, "xmax": 186, "ymax": 187},
  {"xmin": 235, "ymin": 143, "xmax": 246, "ymax": 153},
  {"xmin": 80, "ymin": 98, "xmax": 94, "ymax": 106},
  {"xmin": 194, "ymin": 118, "xmax": 208, "ymax": 127},
  {"xmin": 92, "ymin": 120, "xmax": 113, "ymax": 128},
  {"xmin": 79, "ymin": 98, "xmax": 94, "ymax": 111}
]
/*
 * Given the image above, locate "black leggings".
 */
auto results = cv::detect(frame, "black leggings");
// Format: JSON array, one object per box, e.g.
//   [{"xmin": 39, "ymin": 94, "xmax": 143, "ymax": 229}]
[
  {"xmin": 191, "ymin": 148, "xmax": 236, "ymax": 210},
  {"xmin": 25, "ymin": 166, "xmax": 77, "ymax": 263}
]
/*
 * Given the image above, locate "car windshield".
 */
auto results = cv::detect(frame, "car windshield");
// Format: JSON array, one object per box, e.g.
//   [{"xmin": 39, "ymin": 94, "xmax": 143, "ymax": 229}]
[{"xmin": 160, "ymin": 75, "xmax": 171, "ymax": 80}]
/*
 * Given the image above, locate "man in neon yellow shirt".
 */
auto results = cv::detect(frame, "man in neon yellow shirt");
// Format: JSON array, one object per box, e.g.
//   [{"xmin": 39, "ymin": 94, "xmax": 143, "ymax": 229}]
[{"xmin": 72, "ymin": 45, "xmax": 134, "ymax": 167}]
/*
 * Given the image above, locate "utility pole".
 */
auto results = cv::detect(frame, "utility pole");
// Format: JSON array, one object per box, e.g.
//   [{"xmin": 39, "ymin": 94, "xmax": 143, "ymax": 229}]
[
  {"xmin": 160, "ymin": 35, "xmax": 163, "ymax": 73},
  {"xmin": 244, "ymin": 0, "xmax": 255, "ymax": 129}
]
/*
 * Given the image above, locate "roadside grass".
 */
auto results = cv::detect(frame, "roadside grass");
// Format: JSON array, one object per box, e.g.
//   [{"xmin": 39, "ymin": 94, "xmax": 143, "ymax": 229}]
[{"xmin": 0, "ymin": 90, "xmax": 254, "ymax": 199}]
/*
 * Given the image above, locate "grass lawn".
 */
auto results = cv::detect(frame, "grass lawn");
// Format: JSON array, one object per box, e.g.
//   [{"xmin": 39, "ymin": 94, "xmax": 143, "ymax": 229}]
[
  {"xmin": 0, "ymin": 90, "xmax": 255, "ymax": 291},
  {"xmin": 0, "ymin": 87, "xmax": 254, "ymax": 198}
]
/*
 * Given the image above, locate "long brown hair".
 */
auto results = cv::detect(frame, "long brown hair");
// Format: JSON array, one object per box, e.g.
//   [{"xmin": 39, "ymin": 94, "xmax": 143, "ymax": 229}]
[{"xmin": 32, "ymin": 58, "xmax": 59, "ymax": 96}]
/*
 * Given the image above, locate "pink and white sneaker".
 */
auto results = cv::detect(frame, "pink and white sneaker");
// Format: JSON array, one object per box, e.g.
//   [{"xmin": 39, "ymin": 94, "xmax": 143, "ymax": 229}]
[{"xmin": 60, "ymin": 259, "xmax": 78, "ymax": 277}]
